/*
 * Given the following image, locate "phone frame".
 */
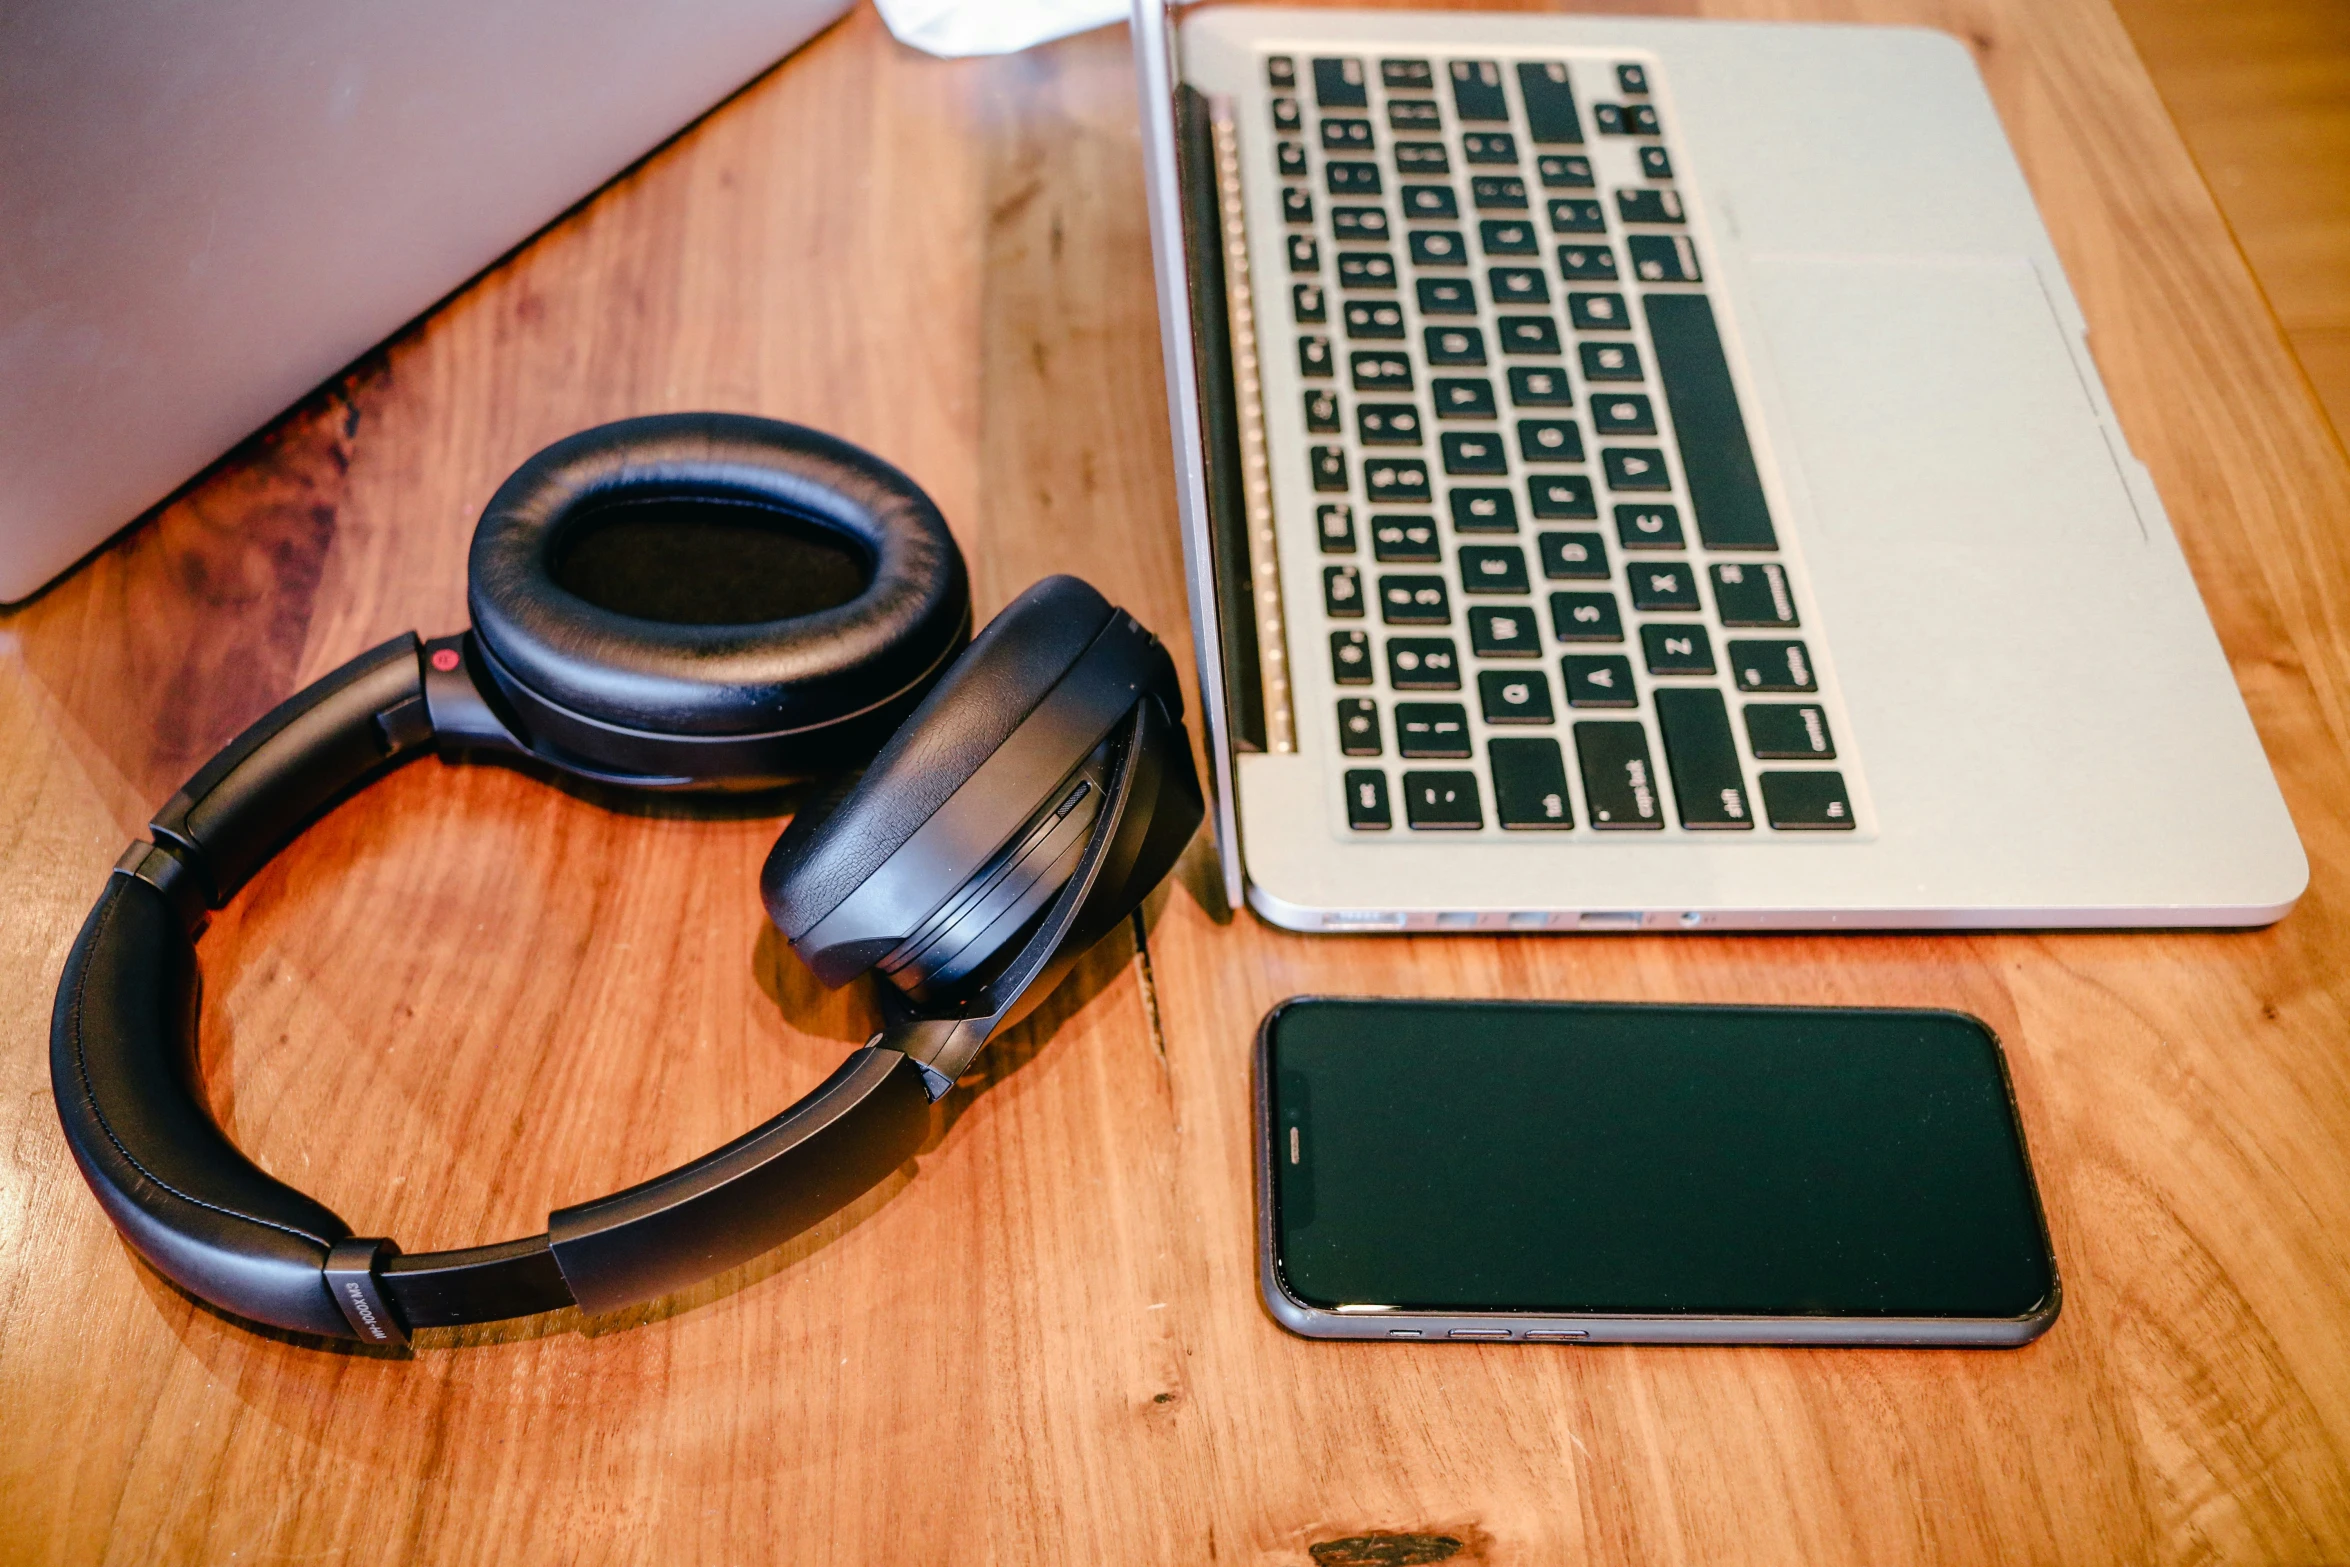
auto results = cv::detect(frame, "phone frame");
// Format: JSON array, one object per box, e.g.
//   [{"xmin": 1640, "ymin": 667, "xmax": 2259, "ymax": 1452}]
[{"xmin": 1254, "ymin": 996, "xmax": 2063, "ymax": 1347}]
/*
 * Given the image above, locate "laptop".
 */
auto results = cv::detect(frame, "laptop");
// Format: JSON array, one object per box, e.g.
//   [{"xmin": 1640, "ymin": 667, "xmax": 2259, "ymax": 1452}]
[
  {"xmin": 0, "ymin": 0, "xmax": 851, "ymax": 604},
  {"xmin": 1133, "ymin": 1, "xmax": 2307, "ymax": 933}
]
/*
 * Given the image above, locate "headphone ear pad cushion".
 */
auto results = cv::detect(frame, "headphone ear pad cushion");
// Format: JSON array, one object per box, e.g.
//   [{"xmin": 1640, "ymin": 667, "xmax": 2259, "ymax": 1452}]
[{"xmin": 761, "ymin": 575, "xmax": 1116, "ymax": 946}]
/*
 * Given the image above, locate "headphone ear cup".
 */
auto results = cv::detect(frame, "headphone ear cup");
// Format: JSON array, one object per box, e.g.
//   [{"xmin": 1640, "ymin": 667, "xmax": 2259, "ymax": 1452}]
[{"xmin": 760, "ymin": 575, "xmax": 1119, "ymax": 970}]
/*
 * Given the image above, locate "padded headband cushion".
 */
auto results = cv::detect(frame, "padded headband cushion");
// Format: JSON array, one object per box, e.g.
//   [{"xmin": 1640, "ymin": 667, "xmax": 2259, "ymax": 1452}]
[
  {"xmin": 468, "ymin": 412, "xmax": 968, "ymax": 738},
  {"xmin": 762, "ymin": 575, "xmax": 1116, "ymax": 941}
]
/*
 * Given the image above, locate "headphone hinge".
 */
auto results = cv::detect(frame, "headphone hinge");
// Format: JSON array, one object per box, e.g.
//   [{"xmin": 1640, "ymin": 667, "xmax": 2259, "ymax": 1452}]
[
  {"xmin": 324, "ymin": 1237, "xmax": 411, "ymax": 1347},
  {"xmin": 112, "ymin": 839, "xmax": 211, "ymax": 936}
]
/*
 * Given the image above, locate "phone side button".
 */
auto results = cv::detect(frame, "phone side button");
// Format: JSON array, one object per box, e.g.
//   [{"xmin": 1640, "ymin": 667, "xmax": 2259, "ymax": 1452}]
[
  {"xmin": 1524, "ymin": 1329, "xmax": 1589, "ymax": 1341},
  {"xmin": 1447, "ymin": 1329, "xmax": 1513, "ymax": 1340}
]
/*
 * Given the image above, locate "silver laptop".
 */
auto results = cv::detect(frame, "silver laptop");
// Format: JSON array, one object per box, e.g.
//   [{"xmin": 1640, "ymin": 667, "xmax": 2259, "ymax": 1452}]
[
  {"xmin": 0, "ymin": 0, "xmax": 850, "ymax": 604},
  {"xmin": 1134, "ymin": 2, "xmax": 2306, "ymax": 933}
]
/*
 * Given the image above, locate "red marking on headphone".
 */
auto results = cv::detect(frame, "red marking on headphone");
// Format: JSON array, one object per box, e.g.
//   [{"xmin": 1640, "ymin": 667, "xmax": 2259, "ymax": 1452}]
[{"xmin": 430, "ymin": 647, "xmax": 461, "ymax": 673}]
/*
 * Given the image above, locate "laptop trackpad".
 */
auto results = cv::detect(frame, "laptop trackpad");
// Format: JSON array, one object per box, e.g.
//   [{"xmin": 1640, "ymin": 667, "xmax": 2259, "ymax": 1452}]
[{"xmin": 1746, "ymin": 256, "xmax": 2142, "ymax": 548}]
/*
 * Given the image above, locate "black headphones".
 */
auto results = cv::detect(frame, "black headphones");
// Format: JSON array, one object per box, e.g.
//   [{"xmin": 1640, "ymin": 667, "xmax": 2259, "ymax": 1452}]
[{"xmin": 50, "ymin": 413, "xmax": 1202, "ymax": 1346}]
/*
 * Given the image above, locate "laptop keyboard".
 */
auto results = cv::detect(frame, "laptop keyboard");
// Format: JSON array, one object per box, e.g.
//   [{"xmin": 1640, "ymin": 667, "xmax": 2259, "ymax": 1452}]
[{"xmin": 1258, "ymin": 51, "xmax": 1858, "ymax": 836}]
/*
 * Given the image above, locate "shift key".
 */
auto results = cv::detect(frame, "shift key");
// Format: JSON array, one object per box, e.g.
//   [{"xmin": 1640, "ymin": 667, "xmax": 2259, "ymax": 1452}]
[
  {"xmin": 1653, "ymin": 688, "xmax": 1754, "ymax": 829},
  {"xmin": 1574, "ymin": 721, "xmax": 1664, "ymax": 830}
]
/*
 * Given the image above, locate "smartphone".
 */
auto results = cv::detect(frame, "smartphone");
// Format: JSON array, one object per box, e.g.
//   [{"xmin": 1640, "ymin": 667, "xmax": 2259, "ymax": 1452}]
[{"xmin": 1257, "ymin": 997, "xmax": 2060, "ymax": 1346}]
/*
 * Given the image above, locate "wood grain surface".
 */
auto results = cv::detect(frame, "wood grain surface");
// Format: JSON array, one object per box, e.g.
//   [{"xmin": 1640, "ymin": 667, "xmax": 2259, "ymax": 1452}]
[{"xmin": 4, "ymin": 2, "xmax": 2349, "ymax": 1563}]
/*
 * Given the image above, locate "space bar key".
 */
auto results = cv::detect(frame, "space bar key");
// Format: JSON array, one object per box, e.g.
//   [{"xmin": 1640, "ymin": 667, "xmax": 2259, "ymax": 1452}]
[{"xmin": 1644, "ymin": 293, "xmax": 1778, "ymax": 550}]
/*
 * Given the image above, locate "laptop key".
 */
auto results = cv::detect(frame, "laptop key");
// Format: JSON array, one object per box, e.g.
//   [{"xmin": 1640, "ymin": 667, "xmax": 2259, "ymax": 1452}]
[
  {"xmin": 1426, "ymin": 326, "xmax": 1487, "ymax": 365},
  {"xmin": 1616, "ymin": 63, "xmax": 1650, "ymax": 95},
  {"xmin": 1529, "ymin": 474, "xmax": 1598, "ymax": 519},
  {"xmin": 1388, "ymin": 99, "xmax": 1441, "ymax": 131},
  {"xmin": 1549, "ymin": 198, "xmax": 1607, "ymax": 234},
  {"xmin": 1538, "ymin": 531, "xmax": 1608, "ymax": 581},
  {"xmin": 1417, "ymin": 277, "xmax": 1476, "ymax": 316},
  {"xmin": 1730, "ymin": 639, "xmax": 1817, "ymax": 691},
  {"xmin": 1324, "ymin": 564, "xmax": 1364, "ymax": 618},
  {"xmin": 1409, "ymin": 229, "xmax": 1466, "ymax": 267},
  {"xmin": 1561, "ymin": 654, "xmax": 1638, "ymax": 707},
  {"xmin": 1615, "ymin": 504, "xmax": 1683, "ymax": 549},
  {"xmin": 1267, "ymin": 56, "xmax": 1296, "ymax": 88},
  {"xmin": 1627, "ymin": 561, "xmax": 1699, "ymax": 612},
  {"xmin": 1358, "ymin": 403, "xmax": 1423, "ymax": 444},
  {"xmin": 1338, "ymin": 697, "xmax": 1382, "ymax": 756},
  {"xmin": 1557, "ymin": 245, "xmax": 1619, "ymax": 282},
  {"xmin": 1330, "ymin": 628, "xmax": 1373, "ymax": 683},
  {"xmin": 1435, "ymin": 378, "xmax": 1499, "ymax": 419},
  {"xmin": 1647, "ymin": 294, "xmax": 1777, "ymax": 548},
  {"xmin": 1293, "ymin": 282, "xmax": 1327, "ymax": 324},
  {"xmin": 1537, "ymin": 153, "xmax": 1595, "ymax": 188},
  {"xmin": 1638, "ymin": 145, "xmax": 1673, "ymax": 179},
  {"xmin": 1469, "ymin": 605, "xmax": 1542, "ymax": 657},
  {"xmin": 1628, "ymin": 234, "xmax": 1702, "ymax": 284},
  {"xmin": 1289, "ymin": 235, "xmax": 1320, "ymax": 273},
  {"xmin": 1441, "ymin": 432, "xmax": 1508, "ymax": 475},
  {"xmin": 1272, "ymin": 96, "xmax": 1302, "ymax": 133},
  {"xmin": 1403, "ymin": 770, "xmax": 1484, "ymax": 829},
  {"xmin": 1304, "ymin": 389, "xmax": 1340, "ymax": 433},
  {"xmin": 1625, "ymin": 104, "xmax": 1661, "ymax": 135},
  {"xmin": 1711, "ymin": 562, "xmax": 1798, "ymax": 626},
  {"xmin": 1344, "ymin": 769, "xmax": 1393, "ymax": 830},
  {"xmin": 1396, "ymin": 702, "xmax": 1473, "ymax": 758},
  {"xmin": 1508, "ymin": 366, "xmax": 1573, "ymax": 407},
  {"xmin": 1365, "ymin": 458, "xmax": 1432, "ymax": 503},
  {"xmin": 1490, "ymin": 266, "xmax": 1550, "ymax": 304},
  {"xmin": 1318, "ymin": 503, "xmax": 1357, "ymax": 553},
  {"xmin": 1641, "ymin": 623, "xmax": 1715, "ymax": 675},
  {"xmin": 1761, "ymin": 771, "xmax": 1855, "ymax": 830},
  {"xmin": 1581, "ymin": 341, "xmax": 1642, "ymax": 381},
  {"xmin": 1395, "ymin": 141, "xmax": 1450, "ymax": 175},
  {"xmin": 1471, "ymin": 175, "xmax": 1529, "ymax": 211},
  {"xmin": 1310, "ymin": 446, "xmax": 1349, "ymax": 492},
  {"xmin": 1283, "ymin": 188, "xmax": 1314, "ymax": 224},
  {"xmin": 1313, "ymin": 57, "xmax": 1368, "ymax": 108},
  {"xmin": 1517, "ymin": 61, "xmax": 1585, "ymax": 145},
  {"xmin": 1479, "ymin": 669, "xmax": 1555, "ymax": 724},
  {"xmin": 1459, "ymin": 544, "xmax": 1531, "ymax": 594},
  {"xmin": 1490, "ymin": 738, "xmax": 1574, "ymax": 828},
  {"xmin": 1327, "ymin": 161, "xmax": 1382, "ymax": 195},
  {"xmin": 1382, "ymin": 58, "xmax": 1434, "ymax": 91},
  {"xmin": 1603, "ymin": 448, "xmax": 1670, "ymax": 490},
  {"xmin": 1480, "ymin": 219, "xmax": 1538, "ymax": 256},
  {"xmin": 1403, "ymin": 185, "xmax": 1459, "ymax": 221},
  {"xmin": 1745, "ymin": 702, "xmax": 1836, "ymax": 759},
  {"xmin": 1591, "ymin": 393, "xmax": 1656, "ymax": 435},
  {"xmin": 1351, "ymin": 351, "xmax": 1412, "ymax": 390},
  {"xmin": 1277, "ymin": 141, "xmax": 1308, "ymax": 178},
  {"xmin": 1654, "ymin": 688, "xmax": 1754, "ymax": 829},
  {"xmin": 1322, "ymin": 117, "xmax": 1374, "ymax": 151},
  {"xmin": 1371, "ymin": 515, "xmax": 1439, "ymax": 561},
  {"xmin": 1339, "ymin": 253, "xmax": 1397, "ymax": 290},
  {"xmin": 1387, "ymin": 636, "xmax": 1461, "ymax": 689},
  {"xmin": 1333, "ymin": 206, "xmax": 1391, "ymax": 242},
  {"xmin": 1569, "ymin": 292, "xmax": 1630, "ymax": 331},
  {"xmin": 1450, "ymin": 488, "xmax": 1518, "ymax": 533},
  {"xmin": 1498, "ymin": 316, "xmax": 1563, "ymax": 355},
  {"xmin": 1575, "ymin": 721, "xmax": 1665, "ymax": 829},
  {"xmin": 1616, "ymin": 189, "xmax": 1686, "ymax": 225},
  {"xmin": 1379, "ymin": 574, "xmax": 1451, "ymax": 624},
  {"xmin": 1550, "ymin": 590, "xmax": 1624, "ymax": 642},
  {"xmin": 1463, "ymin": 131, "xmax": 1519, "ymax": 165},
  {"xmin": 1344, "ymin": 300, "xmax": 1405, "ymax": 339},
  {"xmin": 1518, "ymin": 419, "xmax": 1583, "ymax": 463},
  {"xmin": 1448, "ymin": 60, "xmax": 1509, "ymax": 122}
]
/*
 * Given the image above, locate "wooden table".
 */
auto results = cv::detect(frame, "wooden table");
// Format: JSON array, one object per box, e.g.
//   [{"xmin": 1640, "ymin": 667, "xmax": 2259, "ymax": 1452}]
[{"xmin": 5, "ymin": 3, "xmax": 2348, "ymax": 1561}]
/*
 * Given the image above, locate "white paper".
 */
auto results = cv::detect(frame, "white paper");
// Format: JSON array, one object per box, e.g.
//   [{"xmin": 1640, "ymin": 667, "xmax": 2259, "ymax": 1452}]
[{"xmin": 873, "ymin": 0, "xmax": 1129, "ymax": 57}]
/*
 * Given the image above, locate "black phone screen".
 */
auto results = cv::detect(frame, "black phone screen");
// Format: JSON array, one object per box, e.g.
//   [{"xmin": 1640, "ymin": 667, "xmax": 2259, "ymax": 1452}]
[{"xmin": 1265, "ymin": 998, "xmax": 2056, "ymax": 1320}]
